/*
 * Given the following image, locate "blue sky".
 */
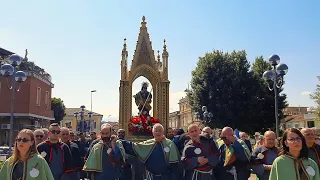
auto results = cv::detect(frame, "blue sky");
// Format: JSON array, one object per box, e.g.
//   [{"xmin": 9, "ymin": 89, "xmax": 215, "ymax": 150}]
[{"xmin": 1, "ymin": 1, "xmax": 319, "ymax": 121}]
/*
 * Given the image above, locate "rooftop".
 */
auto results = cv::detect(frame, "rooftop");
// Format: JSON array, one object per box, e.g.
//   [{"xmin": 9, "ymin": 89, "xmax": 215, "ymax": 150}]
[
  {"xmin": 0, "ymin": 48, "xmax": 53, "ymax": 85},
  {"xmin": 65, "ymin": 108, "xmax": 103, "ymax": 116}
]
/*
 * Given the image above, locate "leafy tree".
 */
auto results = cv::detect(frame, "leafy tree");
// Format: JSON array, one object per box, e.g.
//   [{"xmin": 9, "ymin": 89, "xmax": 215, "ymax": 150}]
[
  {"xmin": 51, "ymin": 97, "xmax": 66, "ymax": 124},
  {"xmin": 186, "ymin": 51, "xmax": 288, "ymax": 134},
  {"xmin": 310, "ymin": 76, "xmax": 320, "ymax": 119}
]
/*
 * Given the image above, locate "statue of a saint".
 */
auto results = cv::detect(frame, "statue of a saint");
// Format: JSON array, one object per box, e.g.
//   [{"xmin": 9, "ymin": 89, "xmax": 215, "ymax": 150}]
[{"xmin": 133, "ymin": 82, "xmax": 152, "ymax": 116}]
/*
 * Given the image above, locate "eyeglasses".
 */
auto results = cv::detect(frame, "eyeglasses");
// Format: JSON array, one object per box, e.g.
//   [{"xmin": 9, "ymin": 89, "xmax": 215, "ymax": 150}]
[
  {"xmin": 50, "ymin": 130, "xmax": 61, "ymax": 134},
  {"xmin": 35, "ymin": 135, "xmax": 44, "ymax": 138},
  {"xmin": 62, "ymin": 133, "xmax": 69, "ymax": 136},
  {"xmin": 16, "ymin": 138, "xmax": 31, "ymax": 143},
  {"xmin": 287, "ymin": 137, "xmax": 302, "ymax": 143}
]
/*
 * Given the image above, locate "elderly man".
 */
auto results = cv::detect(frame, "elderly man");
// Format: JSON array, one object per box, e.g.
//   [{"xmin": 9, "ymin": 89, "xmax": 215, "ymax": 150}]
[
  {"xmin": 83, "ymin": 123, "xmax": 123, "ymax": 180},
  {"xmin": 239, "ymin": 132, "xmax": 252, "ymax": 152},
  {"xmin": 60, "ymin": 127, "xmax": 83, "ymax": 172},
  {"xmin": 251, "ymin": 131, "xmax": 278, "ymax": 180},
  {"xmin": 301, "ymin": 128, "xmax": 320, "ymax": 168},
  {"xmin": 33, "ymin": 129, "xmax": 46, "ymax": 146},
  {"xmin": 42, "ymin": 128, "xmax": 49, "ymax": 140},
  {"xmin": 118, "ymin": 123, "xmax": 180, "ymax": 180},
  {"xmin": 201, "ymin": 127, "xmax": 213, "ymax": 138},
  {"xmin": 182, "ymin": 124, "xmax": 220, "ymax": 179},
  {"xmin": 216, "ymin": 127, "xmax": 251, "ymax": 180}
]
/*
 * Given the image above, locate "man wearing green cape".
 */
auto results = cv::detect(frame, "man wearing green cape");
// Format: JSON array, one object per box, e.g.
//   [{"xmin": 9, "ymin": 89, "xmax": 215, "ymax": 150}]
[
  {"xmin": 83, "ymin": 124, "xmax": 124, "ymax": 180},
  {"xmin": 117, "ymin": 123, "xmax": 180, "ymax": 180},
  {"xmin": 216, "ymin": 127, "xmax": 251, "ymax": 180}
]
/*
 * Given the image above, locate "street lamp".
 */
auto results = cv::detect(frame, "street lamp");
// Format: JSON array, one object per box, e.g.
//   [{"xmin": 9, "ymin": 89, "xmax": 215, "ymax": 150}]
[
  {"xmin": 0, "ymin": 54, "xmax": 27, "ymax": 153},
  {"xmin": 90, "ymin": 90, "xmax": 97, "ymax": 113},
  {"xmin": 202, "ymin": 106, "xmax": 213, "ymax": 126},
  {"xmin": 262, "ymin": 54, "xmax": 288, "ymax": 138},
  {"xmin": 74, "ymin": 105, "xmax": 93, "ymax": 133}
]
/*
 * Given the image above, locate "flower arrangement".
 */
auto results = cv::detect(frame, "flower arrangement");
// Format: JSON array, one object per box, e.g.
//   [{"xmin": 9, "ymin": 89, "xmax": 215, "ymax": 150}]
[{"xmin": 128, "ymin": 114, "xmax": 160, "ymax": 134}]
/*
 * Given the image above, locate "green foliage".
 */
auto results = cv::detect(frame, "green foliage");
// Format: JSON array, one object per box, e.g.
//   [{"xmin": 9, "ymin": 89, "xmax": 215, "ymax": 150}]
[
  {"xmin": 186, "ymin": 50, "xmax": 288, "ymax": 134},
  {"xmin": 51, "ymin": 97, "xmax": 66, "ymax": 123},
  {"xmin": 310, "ymin": 76, "xmax": 320, "ymax": 119}
]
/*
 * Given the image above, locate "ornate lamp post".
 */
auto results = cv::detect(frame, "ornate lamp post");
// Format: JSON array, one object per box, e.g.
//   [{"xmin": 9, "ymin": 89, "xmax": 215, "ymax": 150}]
[
  {"xmin": 0, "ymin": 54, "xmax": 27, "ymax": 153},
  {"xmin": 74, "ymin": 105, "xmax": 93, "ymax": 133},
  {"xmin": 262, "ymin": 54, "xmax": 288, "ymax": 138}
]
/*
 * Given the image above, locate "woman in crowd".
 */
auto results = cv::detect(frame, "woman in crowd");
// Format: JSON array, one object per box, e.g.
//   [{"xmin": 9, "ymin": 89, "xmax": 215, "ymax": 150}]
[
  {"xmin": 269, "ymin": 128, "xmax": 320, "ymax": 180},
  {"xmin": 0, "ymin": 129, "xmax": 54, "ymax": 180}
]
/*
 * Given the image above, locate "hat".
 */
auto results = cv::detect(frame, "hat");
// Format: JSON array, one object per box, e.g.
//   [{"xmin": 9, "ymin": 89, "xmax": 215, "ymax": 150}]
[{"xmin": 254, "ymin": 132, "xmax": 261, "ymax": 136}]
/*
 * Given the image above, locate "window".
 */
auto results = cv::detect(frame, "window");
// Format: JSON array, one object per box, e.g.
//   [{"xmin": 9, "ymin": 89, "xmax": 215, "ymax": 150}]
[
  {"xmin": 287, "ymin": 123, "xmax": 292, "ymax": 128},
  {"xmin": 45, "ymin": 91, "xmax": 49, "ymax": 109},
  {"xmin": 295, "ymin": 124, "xmax": 300, "ymax": 128},
  {"xmin": 307, "ymin": 121, "xmax": 315, "ymax": 128},
  {"xmin": 36, "ymin": 87, "xmax": 41, "ymax": 106}
]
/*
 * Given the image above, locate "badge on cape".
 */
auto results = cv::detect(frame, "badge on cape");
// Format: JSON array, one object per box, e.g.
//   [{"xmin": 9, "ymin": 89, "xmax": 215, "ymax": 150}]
[
  {"xmin": 29, "ymin": 168, "xmax": 40, "ymax": 178},
  {"xmin": 194, "ymin": 148, "xmax": 201, "ymax": 155},
  {"xmin": 40, "ymin": 151, "xmax": 47, "ymax": 158},
  {"xmin": 257, "ymin": 153, "xmax": 264, "ymax": 159},
  {"xmin": 306, "ymin": 166, "xmax": 315, "ymax": 176},
  {"xmin": 164, "ymin": 147, "xmax": 170, "ymax": 153},
  {"xmin": 107, "ymin": 148, "xmax": 112, "ymax": 154}
]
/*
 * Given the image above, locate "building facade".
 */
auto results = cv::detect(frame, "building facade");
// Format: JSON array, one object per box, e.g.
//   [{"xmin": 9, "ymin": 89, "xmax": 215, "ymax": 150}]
[
  {"xmin": 0, "ymin": 48, "xmax": 54, "ymax": 146},
  {"xmin": 168, "ymin": 97, "xmax": 194, "ymax": 130},
  {"xmin": 60, "ymin": 108, "xmax": 103, "ymax": 134}
]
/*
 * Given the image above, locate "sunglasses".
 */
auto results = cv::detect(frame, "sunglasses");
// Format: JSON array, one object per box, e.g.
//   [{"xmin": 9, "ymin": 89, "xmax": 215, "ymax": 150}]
[
  {"xmin": 50, "ymin": 130, "xmax": 61, "ymax": 134},
  {"xmin": 16, "ymin": 138, "xmax": 31, "ymax": 143},
  {"xmin": 220, "ymin": 137, "xmax": 228, "ymax": 140},
  {"xmin": 35, "ymin": 135, "xmax": 44, "ymax": 138}
]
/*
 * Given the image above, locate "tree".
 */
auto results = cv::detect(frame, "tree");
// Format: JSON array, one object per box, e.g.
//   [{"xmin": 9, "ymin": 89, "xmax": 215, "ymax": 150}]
[
  {"xmin": 186, "ymin": 50, "xmax": 288, "ymax": 134},
  {"xmin": 310, "ymin": 76, "xmax": 320, "ymax": 119},
  {"xmin": 51, "ymin": 97, "xmax": 66, "ymax": 124}
]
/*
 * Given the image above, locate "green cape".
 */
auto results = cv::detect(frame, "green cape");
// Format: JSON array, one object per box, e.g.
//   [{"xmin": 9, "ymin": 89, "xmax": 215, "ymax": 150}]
[
  {"xmin": 0, "ymin": 154, "xmax": 54, "ymax": 180},
  {"xmin": 269, "ymin": 155, "xmax": 320, "ymax": 180},
  {"xmin": 117, "ymin": 138, "xmax": 180, "ymax": 163},
  {"xmin": 217, "ymin": 138, "xmax": 251, "ymax": 166},
  {"xmin": 83, "ymin": 141, "xmax": 126, "ymax": 172}
]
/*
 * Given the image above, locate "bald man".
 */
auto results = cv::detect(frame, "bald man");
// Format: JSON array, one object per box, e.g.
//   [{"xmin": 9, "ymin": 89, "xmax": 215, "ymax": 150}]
[
  {"xmin": 251, "ymin": 131, "xmax": 278, "ymax": 180},
  {"xmin": 118, "ymin": 123, "xmax": 180, "ymax": 179},
  {"xmin": 201, "ymin": 127, "xmax": 213, "ymax": 138},
  {"xmin": 182, "ymin": 124, "xmax": 220, "ymax": 180},
  {"xmin": 301, "ymin": 128, "xmax": 320, "ymax": 169},
  {"xmin": 216, "ymin": 127, "xmax": 251, "ymax": 180}
]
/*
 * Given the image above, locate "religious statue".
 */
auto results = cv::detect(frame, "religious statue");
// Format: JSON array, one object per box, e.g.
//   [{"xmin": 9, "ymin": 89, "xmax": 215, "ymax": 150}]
[{"xmin": 133, "ymin": 82, "xmax": 152, "ymax": 116}]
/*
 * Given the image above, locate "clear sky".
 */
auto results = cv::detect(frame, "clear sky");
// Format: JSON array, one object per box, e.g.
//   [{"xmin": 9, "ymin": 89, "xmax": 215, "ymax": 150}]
[{"xmin": 1, "ymin": 1, "xmax": 319, "ymax": 121}]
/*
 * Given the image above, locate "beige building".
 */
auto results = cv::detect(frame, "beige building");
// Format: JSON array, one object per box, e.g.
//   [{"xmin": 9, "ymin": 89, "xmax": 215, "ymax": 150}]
[
  {"xmin": 60, "ymin": 108, "xmax": 103, "ymax": 134},
  {"xmin": 169, "ymin": 97, "xmax": 195, "ymax": 130},
  {"xmin": 281, "ymin": 107, "xmax": 320, "ymax": 133},
  {"xmin": 283, "ymin": 107, "xmax": 308, "ymax": 115}
]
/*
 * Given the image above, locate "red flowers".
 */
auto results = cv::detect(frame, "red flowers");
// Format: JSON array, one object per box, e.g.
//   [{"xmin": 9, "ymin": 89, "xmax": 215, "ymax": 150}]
[{"xmin": 129, "ymin": 115, "xmax": 160, "ymax": 133}]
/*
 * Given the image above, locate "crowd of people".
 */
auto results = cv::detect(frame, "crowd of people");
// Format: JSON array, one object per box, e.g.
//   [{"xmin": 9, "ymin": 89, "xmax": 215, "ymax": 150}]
[{"xmin": 0, "ymin": 122, "xmax": 320, "ymax": 180}]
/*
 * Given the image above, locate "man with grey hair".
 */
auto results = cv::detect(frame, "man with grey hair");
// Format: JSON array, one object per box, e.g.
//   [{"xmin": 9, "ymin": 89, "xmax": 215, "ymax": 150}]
[
  {"xmin": 34, "ymin": 129, "xmax": 45, "ymax": 146},
  {"xmin": 42, "ymin": 128, "xmax": 49, "ymax": 140},
  {"xmin": 119, "ymin": 123, "xmax": 180, "ymax": 179}
]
